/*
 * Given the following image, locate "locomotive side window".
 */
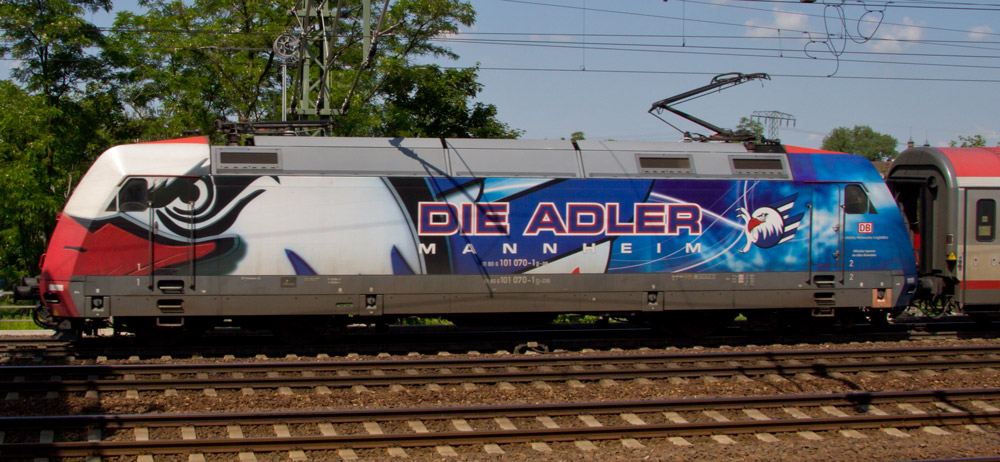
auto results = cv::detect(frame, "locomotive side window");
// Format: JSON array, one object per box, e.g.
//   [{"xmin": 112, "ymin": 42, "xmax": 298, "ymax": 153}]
[
  {"xmin": 976, "ymin": 199, "xmax": 996, "ymax": 242},
  {"xmin": 844, "ymin": 184, "xmax": 870, "ymax": 214},
  {"xmin": 119, "ymin": 178, "xmax": 149, "ymax": 212}
]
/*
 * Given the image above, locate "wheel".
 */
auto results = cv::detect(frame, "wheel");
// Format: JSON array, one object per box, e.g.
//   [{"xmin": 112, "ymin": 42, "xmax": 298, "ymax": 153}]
[{"xmin": 32, "ymin": 305, "xmax": 59, "ymax": 329}]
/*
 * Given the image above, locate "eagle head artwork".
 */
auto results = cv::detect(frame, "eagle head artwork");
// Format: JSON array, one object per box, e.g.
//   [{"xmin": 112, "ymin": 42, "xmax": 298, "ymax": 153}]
[{"xmin": 737, "ymin": 195, "xmax": 802, "ymax": 253}]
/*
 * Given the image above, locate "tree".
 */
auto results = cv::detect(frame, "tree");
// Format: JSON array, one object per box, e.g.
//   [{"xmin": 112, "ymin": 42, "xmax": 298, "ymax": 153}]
[
  {"xmin": 0, "ymin": 0, "xmax": 124, "ymax": 285},
  {"xmin": 950, "ymin": 134, "xmax": 987, "ymax": 148},
  {"xmin": 821, "ymin": 125, "xmax": 899, "ymax": 161},
  {"xmin": 0, "ymin": 0, "xmax": 111, "ymax": 101},
  {"xmin": 107, "ymin": 0, "xmax": 516, "ymax": 140},
  {"xmin": 736, "ymin": 117, "xmax": 764, "ymax": 142},
  {"xmin": 0, "ymin": 0, "xmax": 520, "ymax": 283},
  {"xmin": 374, "ymin": 65, "xmax": 520, "ymax": 138}
]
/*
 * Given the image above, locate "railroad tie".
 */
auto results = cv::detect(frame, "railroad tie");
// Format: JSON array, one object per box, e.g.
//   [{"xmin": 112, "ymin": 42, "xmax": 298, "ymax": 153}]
[
  {"xmin": 662, "ymin": 412, "xmax": 694, "ymax": 446},
  {"xmin": 353, "ymin": 384, "xmax": 371, "ymax": 394},
  {"xmin": 46, "ymin": 376, "xmax": 60, "ymax": 399},
  {"xmin": 574, "ymin": 415, "xmax": 601, "ymax": 451},
  {"xmin": 764, "ymin": 374, "xmax": 789, "ymax": 384},
  {"xmin": 317, "ymin": 423, "xmax": 358, "ymax": 460},
  {"xmin": 494, "ymin": 417, "xmax": 517, "ymax": 431},
  {"xmin": 741, "ymin": 409, "xmax": 780, "ymax": 442},
  {"xmin": 702, "ymin": 411, "xmax": 738, "ymax": 444},
  {"xmin": 621, "ymin": 413, "xmax": 646, "ymax": 449},
  {"xmin": 408, "ymin": 420, "xmax": 430, "ymax": 432},
  {"xmin": 973, "ymin": 400, "xmax": 1000, "ymax": 412},
  {"xmin": 365, "ymin": 422, "xmax": 408, "ymax": 458},
  {"xmin": 781, "ymin": 408, "xmax": 823, "ymax": 441},
  {"xmin": 934, "ymin": 402, "xmax": 986, "ymax": 433},
  {"xmin": 820, "ymin": 406, "xmax": 867, "ymax": 438},
  {"xmin": 860, "ymin": 406, "xmax": 909, "ymax": 437},
  {"xmin": 532, "ymin": 380, "xmax": 552, "ymax": 390},
  {"xmin": 526, "ymin": 416, "xmax": 554, "ymax": 453},
  {"xmin": 180, "ymin": 426, "xmax": 206, "ymax": 462},
  {"xmin": 897, "ymin": 403, "xmax": 951, "ymax": 435}
]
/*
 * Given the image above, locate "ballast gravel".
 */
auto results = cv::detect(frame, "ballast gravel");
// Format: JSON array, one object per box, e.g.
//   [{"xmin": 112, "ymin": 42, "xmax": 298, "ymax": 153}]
[{"xmin": 5, "ymin": 337, "xmax": 1000, "ymax": 461}]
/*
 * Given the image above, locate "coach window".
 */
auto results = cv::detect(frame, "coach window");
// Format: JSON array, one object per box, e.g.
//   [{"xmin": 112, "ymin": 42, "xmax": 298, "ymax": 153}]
[
  {"xmin": 844, "ymin": 184, "xmax": 870, "ymax": 214},
  {"xmin": 119, "ymin": 178, "xmax": 149, "ymax": 212},
  {"xmin": 976, "ymin": 199, "xmax": 996, "ymax": 242}
]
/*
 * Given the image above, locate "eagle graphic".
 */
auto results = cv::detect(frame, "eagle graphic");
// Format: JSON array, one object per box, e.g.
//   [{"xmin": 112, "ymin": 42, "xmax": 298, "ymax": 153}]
[{"xmin": 736, "ymin": 194, "xmax": 803, "ymax": 253}]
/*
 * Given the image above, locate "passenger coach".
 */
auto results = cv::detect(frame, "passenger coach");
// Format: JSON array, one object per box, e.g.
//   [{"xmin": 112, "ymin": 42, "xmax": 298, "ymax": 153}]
[{"xmin": 887, "ymin": 146, "xmax": 1000, "ymax": 321}]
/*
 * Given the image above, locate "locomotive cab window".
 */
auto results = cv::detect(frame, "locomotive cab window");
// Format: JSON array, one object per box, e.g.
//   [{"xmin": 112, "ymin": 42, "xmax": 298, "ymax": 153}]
[
  {"xmin": 118, "ymin": 178, "xmax": 149, "ymax": 212},
  {"xmin": 845, "ymin": 184, "xmax": 873, "ymax": 215},
  {"xmin": 976, "ymin": 199, "xmax": 996, "ymax": 242}
]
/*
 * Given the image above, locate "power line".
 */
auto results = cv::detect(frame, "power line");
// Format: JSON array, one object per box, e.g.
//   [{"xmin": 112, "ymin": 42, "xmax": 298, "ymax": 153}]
[
  {"xmin": 499, "ymin": 0, "xmax": 1000, "ymax": 37},
  {"xmin": 451, "ymin": 65, "xmax": 1000, "ymax": 83},
  {"xmin": 434, "ymin": 36, "xmax": 1000, "ymax": 60}
]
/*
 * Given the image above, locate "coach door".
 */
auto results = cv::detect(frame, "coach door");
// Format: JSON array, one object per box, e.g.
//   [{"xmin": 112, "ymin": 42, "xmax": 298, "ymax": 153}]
[
  {"xmin": 963, "ymin": 189, "xmax": 1000, "ymax": 304},
  {"xmin": 810, "ymin": 183, "xmax": 844, "ymax": 287}
]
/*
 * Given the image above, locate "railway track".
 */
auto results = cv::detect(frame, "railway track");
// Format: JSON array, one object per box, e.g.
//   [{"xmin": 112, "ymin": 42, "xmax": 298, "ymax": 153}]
[
  {"xmin": 1, "ymin": 345, "xmax": 998, "ymax": 397},
  {"xmin": 1, "ymin": 318, "xmax": 998, "ymax": 361},
  {"xmin": 0, "ymin": 388, "xmax": 997, "ymax": 459}
]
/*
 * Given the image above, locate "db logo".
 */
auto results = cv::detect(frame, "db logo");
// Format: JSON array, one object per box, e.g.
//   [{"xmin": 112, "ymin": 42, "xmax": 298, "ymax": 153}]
[{"xmin": 858, "ymin": 222, "xmax": 874, "ymax": 234}]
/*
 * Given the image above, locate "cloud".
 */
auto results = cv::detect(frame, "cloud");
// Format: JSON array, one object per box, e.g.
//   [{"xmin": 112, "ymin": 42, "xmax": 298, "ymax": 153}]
[
  {"xmin": 867, "ymin": 16, "xmax": 923, "ymax": 53},
  {"xmin": 745, "ymin": 8, "xmax": 809, "ymax": 38},
  {"xmin": 969, "ymin": 25, "xmax": 995, "ymax": 41}
]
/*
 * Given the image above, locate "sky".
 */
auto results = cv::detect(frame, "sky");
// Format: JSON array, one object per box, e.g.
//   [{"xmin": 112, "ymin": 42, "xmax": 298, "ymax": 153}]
[
  {"xmin": 424, "ymin": 0, "xmax": 1000, "ymax": 150},
  {"xmin": 5, "ymin": 0, "xmax": 999, "ymax": 150}
]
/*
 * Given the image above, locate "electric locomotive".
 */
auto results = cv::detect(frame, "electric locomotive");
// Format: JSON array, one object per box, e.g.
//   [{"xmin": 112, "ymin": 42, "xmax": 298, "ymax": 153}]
[{"xmin": 17, "ymin": 135, "xmax": 920, "ymax": 340}]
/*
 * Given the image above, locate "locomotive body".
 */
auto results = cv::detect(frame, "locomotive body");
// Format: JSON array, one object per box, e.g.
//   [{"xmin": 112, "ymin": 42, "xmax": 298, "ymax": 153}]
[
  {"xmin": 32, "ymin": 136, "xmax": 918, "ymax": 338},
  {"xmin": 888, "ymin": 146, "xmax": 1000, "ymax": 319}
]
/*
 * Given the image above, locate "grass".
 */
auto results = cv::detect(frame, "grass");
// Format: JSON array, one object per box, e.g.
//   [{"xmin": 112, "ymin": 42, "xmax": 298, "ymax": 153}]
[{"xmin": 0, "ymin": 303, "xmax": 40, "ymax": 330}]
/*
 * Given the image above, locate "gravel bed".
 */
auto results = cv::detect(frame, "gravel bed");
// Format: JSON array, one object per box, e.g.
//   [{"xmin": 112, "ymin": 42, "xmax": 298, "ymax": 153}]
[
  {"xmin": 3, "ymin": 337, "xmax": 999, "ymax": 460},
  {"xmin": 59, "ymin": 337, "xmax": 1000, "ymax": 365}
]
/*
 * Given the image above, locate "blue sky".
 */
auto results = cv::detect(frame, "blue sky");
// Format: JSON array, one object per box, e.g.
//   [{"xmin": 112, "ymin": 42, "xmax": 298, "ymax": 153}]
[
  {"xmin": 429, "ymin": 0, "xmax": 1000, "ymax": 150},
  {"xmin": 5, "ymin": 0, "xmax": 998, "ymax": 150}
]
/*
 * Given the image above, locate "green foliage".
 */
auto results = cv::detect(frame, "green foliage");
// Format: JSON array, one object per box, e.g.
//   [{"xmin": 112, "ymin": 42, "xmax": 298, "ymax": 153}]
[
  {"xmin": 949, "ymin": 134, "xmax": 988, "ymax": 148},
  {"xmin": 821, "ymin": 125, "xmax": 899, "ymax": 161},
  {"xmin": 371, "ymin": 65, "xmax": 521, "ymax": 138},
  {"xmin": 106, "ymin": 0, "xmax": 295, "ymax": 140},
  {"xmin": 0, "ymin": 0, "xmax": 519, "ymax": 284},
  {"xmin": 0, "ymin": 0, "xmax": 112, "ymax": 99},
  {"xmin": 0, "ymin": 0, "xmax": 121, "ymax": 285},
  {"xmin": 736, "ymin": 117, "xmax": 764, "ymax": 141}
]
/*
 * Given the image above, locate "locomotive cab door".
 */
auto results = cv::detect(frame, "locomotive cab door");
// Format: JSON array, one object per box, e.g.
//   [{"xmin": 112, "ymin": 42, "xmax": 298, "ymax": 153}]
[
  {"xmin": 810, "ymin": 183, "xmax": 845, "ymax": 287},
  {"xmin": 118, "ymin": 176, "xmax": 201, "ymax": 295}
]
